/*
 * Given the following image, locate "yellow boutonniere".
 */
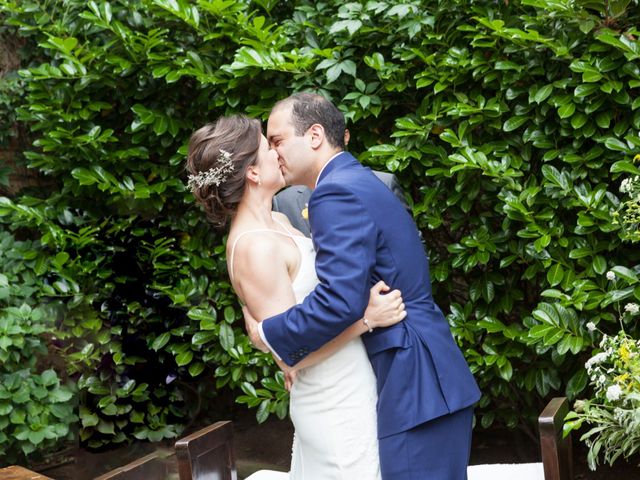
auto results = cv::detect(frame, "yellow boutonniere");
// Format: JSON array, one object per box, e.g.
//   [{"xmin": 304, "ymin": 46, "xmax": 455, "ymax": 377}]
[{"xmin": 301, "ymin": 203, "xmax": 309, "ymax": 220}]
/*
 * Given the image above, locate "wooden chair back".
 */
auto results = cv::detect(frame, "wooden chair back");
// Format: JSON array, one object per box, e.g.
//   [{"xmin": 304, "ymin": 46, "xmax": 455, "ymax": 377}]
[
  {"xmin": 175, "ymin": 420, "xmax": 237, "ymax": 480},
  {"xmin": 538, "ymin": 397, "xmax": 573, "ymax": 480},
  {"xmin": 93, "ymin": 449, "xmax": 173, "ymax": 480}
]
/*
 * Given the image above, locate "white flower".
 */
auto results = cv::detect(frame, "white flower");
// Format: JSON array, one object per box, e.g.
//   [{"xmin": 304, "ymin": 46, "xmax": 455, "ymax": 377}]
[
  {"xmin": 624, "ymin": 303, "xmax": 639, "ymax": 315},
  {"xmin": 586, "ymin": 322, "xmax": 596, "ymax": 332},
  {"xmin": 606, "ymin": 271, "xmax": 616, "ymax": 281},
  {"xmin": 620, "ymin": 178, "xmax": 632, "ymax": 193},
  {"xmin": 599, "ymin": 374, "xmax": 607, "ymax": 385},
  {"xmin": 606, "ymin": 384, "xmax": 622, "ymax": 402},
  {"xmin": 585, "ymin": 352, "xmax": 609, "ymax": 370}
]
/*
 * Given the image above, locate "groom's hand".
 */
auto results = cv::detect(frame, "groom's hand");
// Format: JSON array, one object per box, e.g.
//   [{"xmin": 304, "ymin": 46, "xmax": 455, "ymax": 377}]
[{"xmin": 242, "ymin": 306, "xmax": 269, "ymax": 352}]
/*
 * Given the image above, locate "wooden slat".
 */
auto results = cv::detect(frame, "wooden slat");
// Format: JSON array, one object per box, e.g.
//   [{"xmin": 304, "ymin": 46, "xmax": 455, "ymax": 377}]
[
  {"xmin": 0, "ymin": 466, "xmax": 53, "ymax": 480},
  {"xmin": 539, "ymin": 397, "xmax": 573, "ymax": 480},
  {"xmin": 175, "ymin": 420, "xmax": 237, "ymax": 480},
  {"xmin": 93, "ymin": 449, "xmax": 173, "ymax": 480}
]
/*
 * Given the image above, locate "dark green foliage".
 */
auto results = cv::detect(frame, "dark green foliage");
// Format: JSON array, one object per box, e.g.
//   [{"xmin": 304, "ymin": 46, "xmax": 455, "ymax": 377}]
[{"xmin": 0, "ymin": 0, "xmax": 638, "ymax": 450}]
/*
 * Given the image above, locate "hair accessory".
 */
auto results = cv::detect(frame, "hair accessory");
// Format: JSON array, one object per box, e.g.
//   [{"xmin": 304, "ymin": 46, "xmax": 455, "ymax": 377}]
[{"xmin": 188, "ymin": 149, "xmax": 234, "ymax": 191}]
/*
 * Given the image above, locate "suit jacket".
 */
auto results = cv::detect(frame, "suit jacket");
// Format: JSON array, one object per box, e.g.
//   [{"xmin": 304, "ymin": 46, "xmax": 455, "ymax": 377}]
[
  {"xmin": 273, "ymin": 171, "xmax": 408, "ymax": 237},
  {"xmin": 262, "ymin": 152, "xmax": 481, "ymax": 438}
]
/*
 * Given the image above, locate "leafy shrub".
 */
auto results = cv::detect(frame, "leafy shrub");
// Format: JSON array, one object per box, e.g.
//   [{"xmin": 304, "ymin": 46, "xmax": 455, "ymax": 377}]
[
  {"xmin": 0, "ymin": 0, "xmax": 638, "ymax": 451},
  {"xmin": 0, "ymin": 230, "xmax": 76, "ymax": 464}
]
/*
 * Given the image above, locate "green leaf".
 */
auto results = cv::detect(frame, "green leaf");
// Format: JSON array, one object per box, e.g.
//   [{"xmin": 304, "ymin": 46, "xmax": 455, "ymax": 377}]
[
  {"xmin": 503, "ymin": 116, "xmax": 528, "ymax": 132},
  {"xmin": 604, "ymin": 137, "xmax": 628, "ymax": 152},
  {"xmin": 534, "ymin": 85, "xmax": 553, "ymax": 104},
  {"xmin": 611, "ymin": 266, "xmax": 638, "ymax": 284},
  {"xmin": 224, "ymin": 306, "xmax": 236, "ymax": 324},
  {"xmin": 547, "ymin": 264, "xmax": 564, "ymax": 286},
  {"xmin": 566, "ymin": 369, "xmax": 588, "ymax": 398},
  {"xmin": 498, "ymin": 360, "xmax": 513, "ymax": 381},
  {"xmin": 558, "ymin": 103, "xmax": 575, "ymax": 119},
  {"xmin": 151, "ymin": 333, "xmax": 171, "ymax": 351},
  {"xmin": 192, "ymin": 331, "xmax": 217, "ymax": 345},
  {"xmin": 571, "ymin": 113, "xmax": 587, "ymax": 129},
  {"xmin": 40, "ymin": 369, "xmax": 58, "ymax": 387},
  {"xmin": 592, "ymin": 256, "xmax": 607, "ymax": 275},
  {"xmin": 610, "ymin": 160, "xmax": 640, "ymax": 175},
  {"xmin": 96, "ymin": 419, "xmax": 115, "ymax": 435},
  {"xmin": 256, "ymin": 399, "xmax": 270, "ymax": 424},
  {"xmin": 175, "ymin": 351, "xmax": 193, "ymax": 367},
  {"xmin": 188, "ymin": 362, "xmax": 205, "ymax": 377},
  {"xmin": 219, "ymin": 323, "xmax": 235, "ymax": 351}
]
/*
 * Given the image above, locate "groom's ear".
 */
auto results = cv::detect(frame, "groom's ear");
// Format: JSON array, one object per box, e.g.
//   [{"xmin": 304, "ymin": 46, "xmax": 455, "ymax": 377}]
[{"xmin": 308, "ymin": 124, "xmax": 324, "ymax": 150}]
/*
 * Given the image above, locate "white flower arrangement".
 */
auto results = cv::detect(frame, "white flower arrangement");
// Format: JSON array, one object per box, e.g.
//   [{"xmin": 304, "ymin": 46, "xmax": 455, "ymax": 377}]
[{"xmin": 567, "ymin": 301, "xmax": 640, "ymax": 470}]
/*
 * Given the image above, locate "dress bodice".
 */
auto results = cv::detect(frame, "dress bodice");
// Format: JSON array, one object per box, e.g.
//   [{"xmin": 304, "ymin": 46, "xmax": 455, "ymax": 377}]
[{"xmin": 288, "ymin": 235, "xmax": 318, "ymax": 304}]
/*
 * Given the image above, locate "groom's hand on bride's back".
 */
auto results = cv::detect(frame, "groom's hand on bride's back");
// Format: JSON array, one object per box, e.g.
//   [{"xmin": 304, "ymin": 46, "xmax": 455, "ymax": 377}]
[{"xmin": 364, "ymin": 280, "xmax": 407, "ymax": 330}]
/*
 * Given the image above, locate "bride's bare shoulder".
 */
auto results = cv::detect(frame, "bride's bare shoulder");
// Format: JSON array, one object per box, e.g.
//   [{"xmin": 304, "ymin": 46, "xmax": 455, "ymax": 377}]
[{"xmin": 228, "ymin": 229, "xmax": 285, "ymax": 278}]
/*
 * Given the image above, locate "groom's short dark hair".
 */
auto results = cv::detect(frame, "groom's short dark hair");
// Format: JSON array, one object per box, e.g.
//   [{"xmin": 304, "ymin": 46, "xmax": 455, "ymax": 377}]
[{"xmin": 274, "ymin": 93, "xmax": 346, "ymax": 149}]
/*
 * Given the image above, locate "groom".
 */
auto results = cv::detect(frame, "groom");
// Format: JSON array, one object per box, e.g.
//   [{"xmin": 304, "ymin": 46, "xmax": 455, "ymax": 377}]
[{"xmin": 245, "ymin": 93, "xmax": 481, "ymax": 479}]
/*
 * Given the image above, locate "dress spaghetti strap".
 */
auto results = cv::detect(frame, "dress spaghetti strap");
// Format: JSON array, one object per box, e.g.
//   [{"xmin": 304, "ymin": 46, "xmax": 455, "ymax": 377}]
[{"xmin": 271, "ymin": 214, "xmax": 297, "ymax": 236}]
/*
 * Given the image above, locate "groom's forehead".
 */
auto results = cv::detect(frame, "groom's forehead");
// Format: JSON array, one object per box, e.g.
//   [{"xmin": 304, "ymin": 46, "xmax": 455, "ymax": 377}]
[{"xmin": 267, "ymin": 107, "xmax": 294, "ymax": 139}]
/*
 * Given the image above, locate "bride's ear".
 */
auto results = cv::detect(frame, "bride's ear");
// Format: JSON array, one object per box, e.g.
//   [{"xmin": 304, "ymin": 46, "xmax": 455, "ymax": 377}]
[{"xmin": 245, "ymin": 165, "xmax": 261, "ymax": 186}]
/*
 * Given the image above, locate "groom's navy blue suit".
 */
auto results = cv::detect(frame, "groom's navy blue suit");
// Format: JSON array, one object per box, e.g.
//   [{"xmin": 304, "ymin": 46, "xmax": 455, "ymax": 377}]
[{"xmin": 262, "ymin": 152, "xmax": 481, "ymax": 478}]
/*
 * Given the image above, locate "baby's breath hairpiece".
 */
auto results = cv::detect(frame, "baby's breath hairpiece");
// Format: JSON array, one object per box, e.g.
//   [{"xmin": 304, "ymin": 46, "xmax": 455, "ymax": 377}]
[{"xmin": 188, "ymin": 149, "xmax": 234, "ymax": 191}]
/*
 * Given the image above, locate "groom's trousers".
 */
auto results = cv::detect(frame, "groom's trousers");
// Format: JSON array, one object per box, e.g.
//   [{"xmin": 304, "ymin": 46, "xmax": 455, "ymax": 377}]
[{"xmin": 378, "ymin": 406, "xmax": 474, "ymax": 480}]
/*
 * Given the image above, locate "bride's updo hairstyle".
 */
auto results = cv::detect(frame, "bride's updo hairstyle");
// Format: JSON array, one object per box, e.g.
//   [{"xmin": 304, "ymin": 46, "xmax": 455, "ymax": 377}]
[{"xmin": 186, "ymin": 115, "xmax": 261, "ymax": 226}]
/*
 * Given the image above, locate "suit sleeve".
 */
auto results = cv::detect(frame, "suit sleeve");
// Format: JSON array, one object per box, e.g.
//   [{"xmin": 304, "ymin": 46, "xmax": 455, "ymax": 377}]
[{"xmin": 261, "ymin": 182, "xmax": 377, "ymax": 366}]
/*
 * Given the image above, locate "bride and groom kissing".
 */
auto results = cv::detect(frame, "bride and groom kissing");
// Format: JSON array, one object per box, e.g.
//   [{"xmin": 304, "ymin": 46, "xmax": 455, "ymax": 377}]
[{"xmin": 185, "ymin": 92, "xmax": 481, "ymax": 479}]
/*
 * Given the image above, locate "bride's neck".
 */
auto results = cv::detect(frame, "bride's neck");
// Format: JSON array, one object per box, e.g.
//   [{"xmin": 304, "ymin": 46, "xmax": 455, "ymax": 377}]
[{"xmin": 234, "ymin": 189, "xmax": 275, "ymax": 228}]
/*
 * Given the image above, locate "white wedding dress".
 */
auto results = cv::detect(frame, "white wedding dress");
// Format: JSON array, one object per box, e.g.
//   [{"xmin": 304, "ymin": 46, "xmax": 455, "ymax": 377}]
[{"xmin": 231, "ymin": 218, "xmax": 381, "ymax": 480}]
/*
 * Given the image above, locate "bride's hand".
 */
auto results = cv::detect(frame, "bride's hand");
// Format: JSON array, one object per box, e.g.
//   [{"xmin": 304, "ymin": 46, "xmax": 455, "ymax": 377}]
[
  {"xmin": 284, "ymin": 370, "xmax": 297, "ymax": 391},
  {"xmin": 363, "ymin": 280, "xmax": 406, "ymax": 329}
]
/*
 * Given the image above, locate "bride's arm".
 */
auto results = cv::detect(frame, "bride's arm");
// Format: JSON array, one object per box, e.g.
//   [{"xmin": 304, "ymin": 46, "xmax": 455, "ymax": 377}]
[{"xmin": 231, "ymin": 233, "xmax": 298, "ymax": 322}]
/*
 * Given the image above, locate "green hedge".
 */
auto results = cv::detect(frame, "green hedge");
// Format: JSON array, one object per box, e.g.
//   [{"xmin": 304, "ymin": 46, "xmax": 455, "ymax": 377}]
[
  {"xmin": 0, "ymin": 0, "xmax": 638, "ymax": 454},
  {"xmin": 0, "ymin": 230, "xmax": 76, "ymax": 462}
]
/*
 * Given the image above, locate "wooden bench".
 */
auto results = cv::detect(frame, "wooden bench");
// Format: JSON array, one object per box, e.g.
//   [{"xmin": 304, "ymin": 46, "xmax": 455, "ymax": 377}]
[
  {"xmin": 96, "ymin": 396, "xmax": 571, "ymax": 480},
  {"xmin": 467, "ymin": 396, "xmax": 572, "ymax": 480},
  {"xmin": 175, "ymin": 420, "xmax": 238, "ymax": 480},
  {"xmin": 0, "ymin": 466, "xmax": 53, "ymax": 480}
]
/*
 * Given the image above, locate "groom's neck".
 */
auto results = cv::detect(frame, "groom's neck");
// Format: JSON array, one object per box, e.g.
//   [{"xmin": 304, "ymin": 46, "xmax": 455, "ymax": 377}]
[{"xmin": 308, "ymin": 149, "xmax": 343, "ymax": 189}]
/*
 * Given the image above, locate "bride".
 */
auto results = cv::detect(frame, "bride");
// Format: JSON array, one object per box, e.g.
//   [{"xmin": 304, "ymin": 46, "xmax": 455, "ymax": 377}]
[{"xmin": 185, "ymin": 115, "xmax": 406, "ymax": 479}]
